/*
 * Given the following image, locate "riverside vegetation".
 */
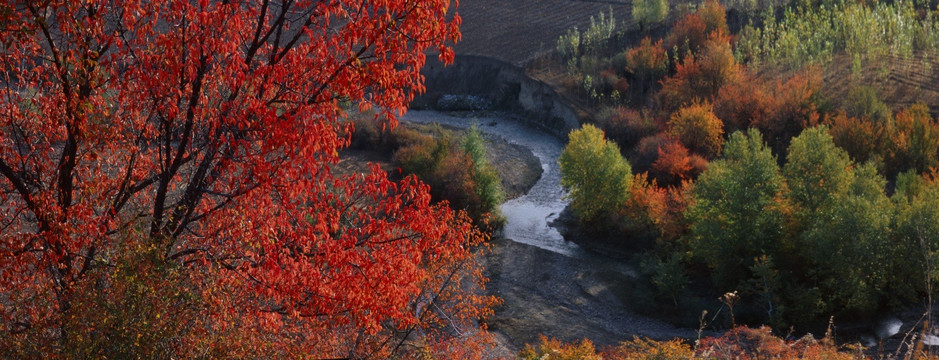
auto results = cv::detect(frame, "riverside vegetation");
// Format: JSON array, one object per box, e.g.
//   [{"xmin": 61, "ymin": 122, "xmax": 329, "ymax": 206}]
[{"xmin": 546, "ymin": 0, "xmax": 939, "ymax": 358}]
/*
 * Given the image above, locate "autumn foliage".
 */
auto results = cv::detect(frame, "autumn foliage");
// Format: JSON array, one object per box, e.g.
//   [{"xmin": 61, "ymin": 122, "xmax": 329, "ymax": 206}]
[
  {"xmin": 666, "ymin": 102, "xmax": 725, "ymax": 158},
  {"xmin": 523, "ymin": 327, "xmax": 867, "ymax": 360},
  {"xmin": 0, "ymin": 0, "xmax": 497, "ymax": 357}
]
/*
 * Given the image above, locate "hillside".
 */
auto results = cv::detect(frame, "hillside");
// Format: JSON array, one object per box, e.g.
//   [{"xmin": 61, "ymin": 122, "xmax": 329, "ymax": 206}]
[{"xmin": 453, "ymin": 0, "xmax": 632, "ymax": 66}]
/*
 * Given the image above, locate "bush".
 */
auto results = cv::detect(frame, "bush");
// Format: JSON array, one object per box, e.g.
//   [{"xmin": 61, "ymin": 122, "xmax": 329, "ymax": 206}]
[
  {"xmin": 390, "ymin": 124, "xmax": 505, "ymax": 226},
  {"xmin": 749, "ymin": 70, "xmax": 822, "ymax": 155},
  {"xmin": 825, "ymin": 112, "xmax": 886, "ymax": 165},
  {"xmin": 461, "ymin": 126, "xmax": 506, "ymax": 225},
  {"xmin": 651, "ymin": 140, "xmax": 708, "ymax": 185},
  {"xmin": 697, "ymin": 0, "xmax": 729, "ymax": 36},
  {"xmin": 887, "ymin": 103, "xmax": 939, "ymax": 176},
  {"xmin": 604, "ymin": 337, "xmax": 694, "ymax": 359},
  {"xmin": 713, "ymin": 72, "xmax": 772, "ymax": 133},
  {"xmin": 844, "ymin": 86, "xmax": 891, "ymax": 123},
  {"xmin": 625, "ymin": 37, "xmax": 668, "ymax": 95},
  {"xmin": 632, "ymin": 0, "xmax": 669, "ymax": 31},
  {"xmin": 631, "ymin": 134, "xmax": 671, "ymax": 174},
  {"xmin": 665, "ymin": 13, "xmax": 708, "ymax": 55},
  {"xmin": 596, "ymin": 106, "xmax": 658, "ymax": 149},
  {"xmin": 660, "ymin": 37, "xmax": 741, "ymax": 111},
  {"xmin": 666, "ymin": 102, "xmax": 725, "ymax": 158},
  {"xmin": 520, "ymin": 336, "xmax": 602, "ymax": 360},
  {"xmin": 558, "ymin": 124, "xmax": 633, "ymax": 225}
]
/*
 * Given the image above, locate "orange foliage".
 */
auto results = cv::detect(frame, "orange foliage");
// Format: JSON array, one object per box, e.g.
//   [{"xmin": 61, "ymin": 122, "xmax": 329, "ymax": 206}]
[
  {"xmin": 697, "ymin": 326, "xmax": 862, "ymax": 360},
  {"xmin": 624, "ymin": 173, "xmax": 692, "ymax": 251},
  {"xmin": 603, "ymin": 336, "xmax": 695, "ymax": 359},
  {"xmin": 714, "ymin": 71, "xmax": 772, "ymax": 133},
  {"xmin": 825, "ymin": 112, "xmax": 886, "ymax": 165},
  {"xmin": 697, "ymin": 0, "xmax": 730, "ymax": 37},
  {"xmin": 665, "ymin": 13, "xmax": 708, "ymax": 54},
  {"xmin": 626, "ymin": 37, "xmax": 668, "ymax": 94},
  {"xmin": 749, "ymin": 70, "xmax": 822, "ymax": 153},
  {"xmin": 667, "ymin": 102, "xmax": 725, "ymax": 158},
  {"xmin": 520, "ymin": 336, "xmax": 604, "ymax": 360},
  {"xmin": 652, "ymin": 141, "xmax": 708, "ymax": 185},
  {"xmin": 523, "ymin": 327, "xmax": 871, "ymax": 359},
  {"xmin": 660, "ymin": 36, "xmax": 741, "ymax": 111},
  {"xmin": 888, "ymin": 103, "xmax": 939, "ymax": 175}
]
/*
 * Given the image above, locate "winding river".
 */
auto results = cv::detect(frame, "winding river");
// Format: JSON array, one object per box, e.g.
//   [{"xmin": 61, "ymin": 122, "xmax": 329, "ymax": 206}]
[
  {"xmin": 402, "ymin": 110, "xmax": 585, "ymax": 256},
  {"xmin": 402, "ymin": 110, "xmax": 698, "ymax": 352}
]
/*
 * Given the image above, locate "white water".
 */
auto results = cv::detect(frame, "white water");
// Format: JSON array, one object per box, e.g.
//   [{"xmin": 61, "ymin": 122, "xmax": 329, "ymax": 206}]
[
  {"xmin": 876, "ymin": 317, "xmax": 903, "ymax": 339},
  {"xmin": 401, "ymin": 111, "xmax": 590, "ymax": 258}
]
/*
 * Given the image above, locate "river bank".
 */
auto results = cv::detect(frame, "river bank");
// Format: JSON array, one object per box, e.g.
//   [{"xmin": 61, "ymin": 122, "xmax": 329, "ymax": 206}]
[{"xmin": 401, "ymin": 110, "xmax": 701, "ymax": 355}]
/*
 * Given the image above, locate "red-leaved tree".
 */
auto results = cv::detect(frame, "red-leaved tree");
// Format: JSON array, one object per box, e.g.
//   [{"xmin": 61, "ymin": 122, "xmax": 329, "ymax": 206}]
[{"xmin": 0, "ymin": 0, "xmax": 496, "ymax": 357}]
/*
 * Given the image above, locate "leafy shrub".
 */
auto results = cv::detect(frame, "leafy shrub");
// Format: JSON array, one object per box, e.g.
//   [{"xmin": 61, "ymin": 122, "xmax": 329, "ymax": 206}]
[
  {"xmin": 631, "ymin": 134, "xmax": 671, "ymax": 174},
  {"xmin": 632, "ymin": 0, "xmax": 669, "ymax": 32},
  {"xmin": 660, "ymin": 37, "xmax": 741, "ymax": 111},
  {"xmin": 604, "ymin": 337, "xmax": 695, "ymax": 359},
  {"xmin": 651, "ymin": 140, "xmax": 708, "ymax": 185},
  {"xmin": 641, "ymin": 254, "xmax": 690, "ymax": 308},
  {"xmin": 843, "ymin": 85, "xmax": 891, "ymax": 123},
  {"xmin": 713, "ymin": 72, "xmax": 772, "ymax": 132},
  {"xmin": 749, "ymin": 70, "xmax": 822, "ymax": 155},
  {"xmin": 521, "ymin": 328, "xmax": 865, "ymax": 359},
  {"xmin": 697, "ymin": 326, "xmax": 860, "ymax": 359},
  {"xmin": 559, "ymin": 124, "xmax": 633, "ymax": 225},
  {"xmin": 697, "ymin": 1, "xmax": 729, "ymax": 36},
  {"xmin": 461, "ymin": 126, "xmax": 506, "ymax": 225},
  {"xmin": 667, "ymin": 102, "xmax": 725, "ymax": 158},
  {"xmin": 621, "ymin": 172, "xmax": 670, "ymax": 245},
  {"xmin": 393, "ymin": 130, "xmax": 449, "ymax": 177},
  {"xmin": 390, "ymin": 125, "xmax": 505, "ymax": 226},
  {"xmin": 825, "ymin": 112, "xmax": 886, "ymax": 165},
  {"xmin": 887, "ymin": 103, "xmax": 939, "ymax": 176},
  {"xmin": 665, "ymin": 12, "xmax": 708, "ymax": 55},
  {"xmin": 520, "ymin": 336, "xmax": 603, "ymax": 360},
  {"xmin": 596, "ymin": 106, "xmax": 658, "ymax": 150},
  {"xmin": 625, "ymin": 37, "xmax": 668, "ymax": 95}
]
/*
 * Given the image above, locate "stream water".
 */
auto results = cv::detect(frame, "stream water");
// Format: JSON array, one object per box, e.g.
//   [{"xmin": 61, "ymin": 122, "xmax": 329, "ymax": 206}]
[
  {"xmin": 402, "ymin": 110, "xmax": 588, "ymax": 257},
  {"xmin": 402, "ymin": 110, "xmax": 698, "ymax": 351}
]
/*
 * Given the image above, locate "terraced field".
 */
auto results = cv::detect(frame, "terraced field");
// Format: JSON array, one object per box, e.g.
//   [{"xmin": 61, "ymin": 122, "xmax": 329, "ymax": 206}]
[
  {"xmin": 822, "ymin": 53, "xmax": 939, "ymax": 114},
  {"xmin": 453, "ymin": 0, "xmax": 633, "ymax": 66}
]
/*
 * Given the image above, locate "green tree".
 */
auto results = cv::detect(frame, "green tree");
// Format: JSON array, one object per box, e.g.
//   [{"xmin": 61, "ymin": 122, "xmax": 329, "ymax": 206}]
[
  {"xmin": 632, "ymin": 0, "xmax": 669, "ymax": 32},
  {"xmin": 799, "ymin": 162, "xmax": 893, "ymax": 316},
  {"xmin": 893, "ymin": 173, "xmax": 939, "ymax": 307},
  {"xmin": 783, "ymin": 126, "xmax": 853, "ymax": 215},
  {"xmin": 559, "ymin": 124, "xmax": 632, "ymax": 225},
  {"xmin": 461, "ymin": 125, "xmax": 506, "ymax": 225},
  {"xmin": 688, "ymin": 129, "xmax": 784, "ymax": 290}
]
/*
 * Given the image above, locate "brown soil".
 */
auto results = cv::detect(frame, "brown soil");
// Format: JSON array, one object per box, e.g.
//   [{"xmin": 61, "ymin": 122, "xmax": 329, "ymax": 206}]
[{"xmin": 453, "ymin": 0, "xmax": 633, "ymax": 66}]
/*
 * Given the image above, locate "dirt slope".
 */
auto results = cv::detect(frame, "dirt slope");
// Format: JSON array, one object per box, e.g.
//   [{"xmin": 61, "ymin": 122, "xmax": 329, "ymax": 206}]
[{"xmin": 453, "ymin": 0, "xmax": 633, "ymax": 66}]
